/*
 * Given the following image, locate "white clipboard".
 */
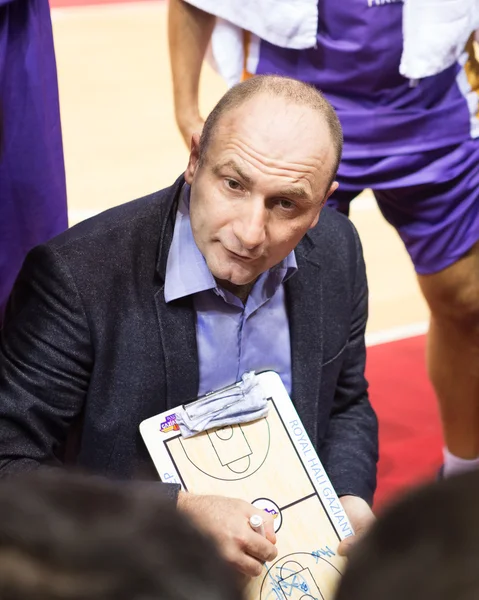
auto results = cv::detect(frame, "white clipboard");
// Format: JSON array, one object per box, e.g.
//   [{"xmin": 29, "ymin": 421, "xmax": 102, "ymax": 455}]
[{"xmin": 140, "ymin": 370, "xmax": 352, "ymax": 600}]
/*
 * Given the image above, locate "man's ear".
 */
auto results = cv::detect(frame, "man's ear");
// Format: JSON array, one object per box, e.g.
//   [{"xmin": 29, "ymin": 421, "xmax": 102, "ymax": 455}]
[
  {"xmin": 309, "ymin": 181, "xmax": 339, "ymax": 229},
  {"xmin": 184, "ymin": 133, "xmax": 202, "ymax": 184},
  {"xmin": 325, "ymin": 180, "xmax": 339, "ymax": 203}
]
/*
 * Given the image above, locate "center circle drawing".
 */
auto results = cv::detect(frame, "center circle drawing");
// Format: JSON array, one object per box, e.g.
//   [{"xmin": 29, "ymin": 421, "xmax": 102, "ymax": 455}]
[
  {"xmin": 252, "ymin": 497, "xmax": 282, "ymax": 533},
  {"xmin": 179, "ymin": 417, "xmax": 271, "ymax": 481}
]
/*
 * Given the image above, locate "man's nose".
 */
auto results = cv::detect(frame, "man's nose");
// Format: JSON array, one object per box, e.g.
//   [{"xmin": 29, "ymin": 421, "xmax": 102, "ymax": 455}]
[{"xmin": 234, "ymin": 204, "xmax": 267, "ymax": 250}]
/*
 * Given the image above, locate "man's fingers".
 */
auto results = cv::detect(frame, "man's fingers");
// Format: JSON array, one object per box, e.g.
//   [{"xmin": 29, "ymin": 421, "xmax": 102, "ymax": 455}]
[
  {"xmin": 337, "ymin": 522, "xmax": 370, "ymax": 556},
  {"xmin": 265, "ymin": 528, "xmax": 277, "ymax": 545},
  {"xmin": 178, "ymin": 494, "xmax": 279, "ymax": 576},
  {"xmin": 229, "ymin": 532, "xmax": 277, "ymax": 576},
  {"xmin": 233, "ymin": 554, "xmax": 265, "ymax": 578},
  {"xmin": 337, "ymin": 534, "xmax": 356, "ymax": 557},
  {"xmin": 263, "ymin": 516, "xmax": 277, "ymax": 544},
  {"xmin": 243, "ymin": 532, "xmax": 278, "ymax": 563}
]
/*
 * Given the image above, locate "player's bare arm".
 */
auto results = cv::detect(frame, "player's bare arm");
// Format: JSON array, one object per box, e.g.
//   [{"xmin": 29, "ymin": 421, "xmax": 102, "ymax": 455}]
[
  {"xmin": 168, "ymin": 0, "xmax": 214, "ymax": 146},
  {"xmin": 337, "ymin": 495, "xmax": 376, "ymax": 556},
  {"xmin": 177, "ymin": 491, "xmax": 277, "ymax": 577}
]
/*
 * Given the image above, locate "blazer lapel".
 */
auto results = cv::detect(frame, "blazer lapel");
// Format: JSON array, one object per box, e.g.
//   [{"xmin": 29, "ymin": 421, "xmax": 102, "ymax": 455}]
[
  {"xmin": 286, "ymin": 235, "xmax": 324, "ymax": 445},
  {"xmin": 154, "ymin": 290, "xmax": 199, "ymax": 410},
  {"xmin": 153, "ymin": 175, "xmax": 199, "ymax": 409}
]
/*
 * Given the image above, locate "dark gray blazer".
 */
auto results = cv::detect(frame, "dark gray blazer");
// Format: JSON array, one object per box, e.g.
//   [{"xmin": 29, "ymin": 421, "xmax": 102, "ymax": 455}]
[{"xmin": 0, "ymin": 176, "xmax": 378, "ymax": 503}]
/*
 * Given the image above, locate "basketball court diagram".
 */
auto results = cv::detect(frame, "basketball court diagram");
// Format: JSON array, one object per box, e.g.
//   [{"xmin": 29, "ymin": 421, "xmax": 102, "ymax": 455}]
[
  {"xmin": 140, "ymin": 371, "xmax": 352, "ymax": 600},
  {"xmin": 176, "ymin": 418, "xmax": 271, "ymax": 481},
  {"xmin": 259, "ymin": 552, "xmax": 342, "ymax": 600}
]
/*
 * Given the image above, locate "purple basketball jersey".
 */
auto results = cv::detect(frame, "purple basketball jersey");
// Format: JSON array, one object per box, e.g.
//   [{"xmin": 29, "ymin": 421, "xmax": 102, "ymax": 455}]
[
  {"xmin": 255, "ymin": 0, "xmax": 478, "ymax": 158},
  {"xmin": 0, "ymin": 0, "xmax": 68, "ymax": 322}
]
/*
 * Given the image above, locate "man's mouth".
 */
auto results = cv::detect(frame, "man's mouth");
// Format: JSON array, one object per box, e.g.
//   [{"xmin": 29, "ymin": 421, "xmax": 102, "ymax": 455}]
[{"xmin": 224, "ymin": 248, "xmax": 257, "ymax": 262}]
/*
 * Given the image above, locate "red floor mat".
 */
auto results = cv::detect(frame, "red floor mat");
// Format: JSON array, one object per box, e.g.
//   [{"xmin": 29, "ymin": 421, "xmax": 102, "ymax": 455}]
[{"xmin": 368, "ymin": 334, "xmax": 443, "ymax": 511}]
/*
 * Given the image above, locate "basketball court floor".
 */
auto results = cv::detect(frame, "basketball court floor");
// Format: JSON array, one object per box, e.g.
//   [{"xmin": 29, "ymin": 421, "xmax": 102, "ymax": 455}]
[{"xmin": 49, "ymin": 0, "xmax": 442, "ymax": 508}]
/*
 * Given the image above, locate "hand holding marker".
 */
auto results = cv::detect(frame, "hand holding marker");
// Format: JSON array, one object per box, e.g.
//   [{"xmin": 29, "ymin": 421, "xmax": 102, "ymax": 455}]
[{"xmin": 249, "ymin": 514, "xmax": 266, "ymax": 537}]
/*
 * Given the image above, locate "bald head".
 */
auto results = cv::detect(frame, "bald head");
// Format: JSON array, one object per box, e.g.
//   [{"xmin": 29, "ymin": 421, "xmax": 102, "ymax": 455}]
[{"xmin": 199, "ymin": 75, "xmax": 343, "ymax": 187}]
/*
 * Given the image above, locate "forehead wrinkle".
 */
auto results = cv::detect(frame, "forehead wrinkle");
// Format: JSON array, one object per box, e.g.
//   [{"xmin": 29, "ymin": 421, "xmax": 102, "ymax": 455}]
[
  {"xmin": 240, "ymin": 138, "xmax": 320, "ymax": 172},
  {"xmin": 225, "ymin": 154, "xmax": 317, "ymax": 192},
  {"xmin": 220, "ymin": 135, "xmax": 323, "ymax": 178}
]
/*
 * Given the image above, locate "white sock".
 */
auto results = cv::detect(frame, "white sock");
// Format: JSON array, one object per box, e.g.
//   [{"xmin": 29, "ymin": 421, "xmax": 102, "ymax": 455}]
[{"xmin": 443, "ymin": 448, "xmax": 479, "ymax": 478}]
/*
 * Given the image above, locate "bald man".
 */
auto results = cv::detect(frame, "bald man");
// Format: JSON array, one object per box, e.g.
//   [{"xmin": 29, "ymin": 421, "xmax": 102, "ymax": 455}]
[{"xmin": 0, "ymin": 76, "xmax": 378, "ymax": 575}]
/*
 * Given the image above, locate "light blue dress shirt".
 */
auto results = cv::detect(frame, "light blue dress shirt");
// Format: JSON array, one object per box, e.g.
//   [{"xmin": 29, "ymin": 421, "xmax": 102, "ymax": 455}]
[{"xmin": 164, "ymin": 185, "xmax": 297, "ymax": 396}]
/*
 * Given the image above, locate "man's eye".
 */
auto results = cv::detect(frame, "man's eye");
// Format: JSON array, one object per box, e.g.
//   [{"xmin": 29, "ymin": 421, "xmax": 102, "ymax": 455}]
[
  {"xmin": 226, "ymin": 179, "xmax": 242, "ymax": 191},
  {"xmin": 279, "ymin": 199, "xmax": 294, "ymax": 210}
]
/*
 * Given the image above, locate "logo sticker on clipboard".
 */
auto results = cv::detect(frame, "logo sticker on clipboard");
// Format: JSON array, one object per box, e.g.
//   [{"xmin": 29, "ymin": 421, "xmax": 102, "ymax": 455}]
[{"xmin": 159, "ymin": 414, "xmax": 179, "ymax": 433}]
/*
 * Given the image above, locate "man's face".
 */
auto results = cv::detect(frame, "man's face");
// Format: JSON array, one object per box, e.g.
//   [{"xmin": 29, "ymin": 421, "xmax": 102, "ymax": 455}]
[{"xmin": 184, "ymin": 95, "xmax": 339, "ymax": 287}]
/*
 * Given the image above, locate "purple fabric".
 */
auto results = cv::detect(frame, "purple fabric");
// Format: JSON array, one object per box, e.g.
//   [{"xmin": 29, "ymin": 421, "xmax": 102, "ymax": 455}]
[
  {"xmin": 0, "ymin": 0, "xmax": 68, "ymax": 322},
  {"xmin": 255, "ymin": 0, "xmax": 474, "ymax": 158},
  {"xmin": 327, "ymin": 139, "xmax": 479, "ymax": 274},
  {"xmin": 165, "ymin": 185, "xmax": 297, "ymax": 396}
]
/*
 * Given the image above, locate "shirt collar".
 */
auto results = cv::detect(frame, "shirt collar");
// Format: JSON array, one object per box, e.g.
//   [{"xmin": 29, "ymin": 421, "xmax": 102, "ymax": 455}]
[
  {"xmin": 164, "ymin": 184, "xmax": 298, "ymax": 303},
  {"xmin": 164, "ymin": 185, "xmax": 216, "ymax": 303}
]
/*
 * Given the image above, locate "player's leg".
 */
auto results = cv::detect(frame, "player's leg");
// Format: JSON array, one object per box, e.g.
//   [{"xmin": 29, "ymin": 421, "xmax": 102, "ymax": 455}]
[
  {"xmin": 374, "ymin": 140, "xmax": 479, "ymax": 472},
  {"xmin": 418, "ymin": 241, "xmax": 479, "ymax": 462}
]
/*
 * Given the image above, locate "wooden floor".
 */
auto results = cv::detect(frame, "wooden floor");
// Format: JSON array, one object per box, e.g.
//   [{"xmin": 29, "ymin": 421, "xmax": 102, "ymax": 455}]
[{"xmin": 51, "ymin": 0, "xmax": 430, "ymax": 336}]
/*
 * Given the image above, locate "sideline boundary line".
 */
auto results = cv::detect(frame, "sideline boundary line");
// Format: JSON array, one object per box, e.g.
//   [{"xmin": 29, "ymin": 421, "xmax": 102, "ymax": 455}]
[{"xmin": 365, "ymin": 322, "xmax": 428, "ymax": 346}]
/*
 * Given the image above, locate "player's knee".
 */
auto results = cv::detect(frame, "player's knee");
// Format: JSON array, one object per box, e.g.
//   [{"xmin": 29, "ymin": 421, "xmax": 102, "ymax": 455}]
[{"xmin": 425, "ymin": 278, "xmax": 479, "ymax": 335}]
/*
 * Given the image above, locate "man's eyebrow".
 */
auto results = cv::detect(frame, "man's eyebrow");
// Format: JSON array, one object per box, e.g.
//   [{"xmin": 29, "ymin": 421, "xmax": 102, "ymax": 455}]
[
  {"xmin": 212, "ymin": 160, "xmax": 253, "ymax": 185},
  {"xmin": 277, "ymin": 185, "xmax": 312, "ymax": 202},
  {"xmin": 213, "ymin": 161, "xmax": 313, "ymax": 202}
]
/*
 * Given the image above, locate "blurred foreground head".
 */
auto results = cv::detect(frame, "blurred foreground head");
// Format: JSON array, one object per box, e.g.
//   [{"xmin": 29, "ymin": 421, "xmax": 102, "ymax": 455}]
[
  {"xmin": 0, "ymin": 472, "xmax": 242, "ymax": 600},
  {"xmin": 335, "ymin": 470, "xmax": 479, "ymax": 600}
]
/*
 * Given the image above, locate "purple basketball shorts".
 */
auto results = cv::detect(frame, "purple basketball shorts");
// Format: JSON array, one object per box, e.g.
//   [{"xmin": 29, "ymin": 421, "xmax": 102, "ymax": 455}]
[{"xmin": 327, "ymin": 138, "xmax": 479, "ymax": 275}]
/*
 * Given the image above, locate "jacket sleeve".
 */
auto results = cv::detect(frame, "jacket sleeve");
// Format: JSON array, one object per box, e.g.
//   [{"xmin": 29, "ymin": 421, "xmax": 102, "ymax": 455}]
[
  {"xmin": 318, "ymin": 226, "xmax": 379, "ymax": 505},
  {"xmin": 0, "ymin": 244, "xmax": 182, "ymax": 501},
  {"xmin": 0, "ymin": 244, "xmax": 93, "ymax": 474}
]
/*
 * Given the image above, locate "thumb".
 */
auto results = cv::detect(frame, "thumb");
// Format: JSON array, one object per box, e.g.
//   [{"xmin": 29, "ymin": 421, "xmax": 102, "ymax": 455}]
[
  {"xmin": 337, "ymin": 534, "xmax": 357, "ymax": 557},
  {"xmin": 263, "ymin": 514, "xmax": 277, "ymax": 545}
]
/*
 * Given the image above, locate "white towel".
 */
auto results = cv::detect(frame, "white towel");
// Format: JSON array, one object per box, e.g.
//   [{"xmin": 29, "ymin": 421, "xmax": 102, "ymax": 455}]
[
  {"xmin": 400, "ymin": 0, "xmax": 479, "ymax": 79},
  {"xmin": 186, "ymin": 0, "xmax": 318, "ymax": 49},
  {"xmin": 175, "ymin": 372, "xmax": 269, "ymax": 438},
  {"xmin": 188, "ymin": 0, "xmax": 317, "ymax": 87},
  {"xmin": 188, "ymin": 0, "xmax": 479, "ymax": 86},
  {"xmin": 205, "ymin": 19, "xmax": 248, "ymax": 87}
]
